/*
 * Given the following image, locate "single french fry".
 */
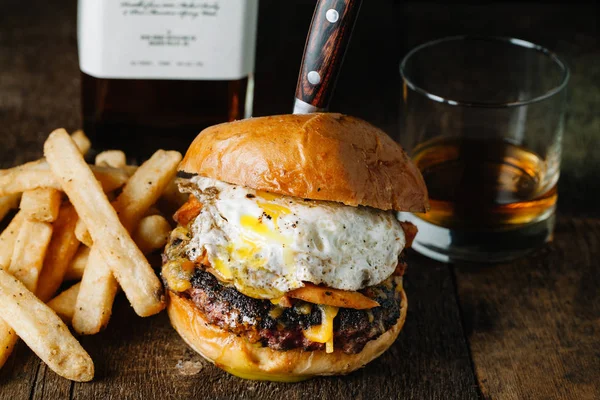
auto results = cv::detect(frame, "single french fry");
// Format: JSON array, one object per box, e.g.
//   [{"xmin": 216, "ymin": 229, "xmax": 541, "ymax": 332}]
[
  {"xmin": 0, "ymin": 269, "xmax": 94, "ymax": 381},
  {"xmin": 0, "ymin": 162, "xmax": 130, "ymax": 197},
  {"xmin": 71, "ymin": 130, "xmax": 91, "ymax": 155},
  {"xmin": 0, "ymin": 211, "xmax": 25, "ymax": 270},
  {"xmin": 44, "ymin": 129, "xmax": 165, "ymax": 317},
  {"xmin": 47, "ymin": 282, "xmax": 81, "ymax": 323},
  {"xmin": 95, "ymin": 150, "xmax": 127, "ymax": 168},
  {"xmin": 8, "ymin": 218, "xmax": 53, "ymax": 292},
  {"xmin": 0, "ymin": 193, "xmax": 20, "ymax": 221},
  {"xmin": 19, "ymin": 188, "xmax": 62, "ymax": 222},
  {"xmin": 73, "ymin": 247, "xmax": 119, "ymax": 334},
  {"xmin": 133, "ymin": 215, "xmax": 172, "ymax": 255},
  {"xmin": 2, "ymin": 159, "xmax": 46, "ymax": 172},
  {"xmin": 74, "ymin": 219, "xmax": 93, "ymax": 247},
  {"xmin": 64, "ymin": 246, "xmax": 89, "ymax": 281},
  {"xmin": 36, "ymin": 205, "xmax": 80, "ymax": 302},
  {"xmin": 73, "ymin": 149, "xmax": 182, "ymax": 333}
]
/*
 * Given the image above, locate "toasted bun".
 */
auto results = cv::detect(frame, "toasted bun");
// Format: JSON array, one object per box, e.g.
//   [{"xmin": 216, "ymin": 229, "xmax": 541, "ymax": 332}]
[
  {"xmin": 167, "ymin": 289, "xmax": 407, "ymax": 382},
  {"xmin": 179, "ymin": 113, "xmax": 428, "ymax": 212}
]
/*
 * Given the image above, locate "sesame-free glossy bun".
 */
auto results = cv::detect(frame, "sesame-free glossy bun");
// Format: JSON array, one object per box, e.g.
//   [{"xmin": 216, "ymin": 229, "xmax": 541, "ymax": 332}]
[
  {"xmin": 179, "ymin": 113, "xmax": 428, "ymax": 212},
  {"xmin": 167, "ymin": 289, "xmax": 407, "ymax": 382}
]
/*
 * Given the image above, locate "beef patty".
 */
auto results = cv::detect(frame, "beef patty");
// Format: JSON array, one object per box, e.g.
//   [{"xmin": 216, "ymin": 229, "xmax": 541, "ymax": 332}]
[{"xmin": 170, "ymin": 268, "xmax": 404, "ymax": 354}]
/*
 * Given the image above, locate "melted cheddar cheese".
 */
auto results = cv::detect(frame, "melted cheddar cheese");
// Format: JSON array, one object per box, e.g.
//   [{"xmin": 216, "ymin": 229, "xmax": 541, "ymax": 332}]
[
  {"xmin": 162, "ymin": 259, "xmax": 195, "ymax": 292},
  {"xmin": 303, "ymin": 305, "xmax": 339, "ymax": 353}
]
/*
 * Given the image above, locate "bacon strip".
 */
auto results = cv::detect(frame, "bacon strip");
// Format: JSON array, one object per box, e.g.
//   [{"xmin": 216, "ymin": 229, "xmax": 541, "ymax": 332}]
[
  {"xmin": 288, "ymin": 283, "xmax": 379, "ymax": 310},
  {"xmin": 173, "ymin": 195, "xmax": 202, "ymax": 226}
]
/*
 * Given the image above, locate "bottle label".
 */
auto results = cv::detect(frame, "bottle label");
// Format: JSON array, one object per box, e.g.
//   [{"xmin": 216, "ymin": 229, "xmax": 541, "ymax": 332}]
[{"xmin": 78, "ymin": 1, "xmax": 258, "ymax": 80}]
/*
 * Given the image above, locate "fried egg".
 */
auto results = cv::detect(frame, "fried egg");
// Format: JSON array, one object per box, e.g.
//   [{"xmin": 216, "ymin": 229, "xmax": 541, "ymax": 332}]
[{"xmin": 181, "ymin": 176, "xmax": 405, "ymax": 299}]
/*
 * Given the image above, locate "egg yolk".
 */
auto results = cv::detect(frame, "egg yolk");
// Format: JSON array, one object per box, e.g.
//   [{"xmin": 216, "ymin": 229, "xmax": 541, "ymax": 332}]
[{"xmin": 210, "ymin": 200, "xmax": 301, "ymax": 299}]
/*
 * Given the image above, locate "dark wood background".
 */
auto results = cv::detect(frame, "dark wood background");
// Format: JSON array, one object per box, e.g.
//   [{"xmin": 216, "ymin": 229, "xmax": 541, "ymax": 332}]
[{"xmin": 1, "ymin": 1, "xmax": 599, "ymax": 399}]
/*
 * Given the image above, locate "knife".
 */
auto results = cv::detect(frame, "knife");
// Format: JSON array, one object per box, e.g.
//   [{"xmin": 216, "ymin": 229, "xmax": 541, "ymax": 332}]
[{"xmin": 293, "ymin": 0, "xmax": 363, "ymax": 114}]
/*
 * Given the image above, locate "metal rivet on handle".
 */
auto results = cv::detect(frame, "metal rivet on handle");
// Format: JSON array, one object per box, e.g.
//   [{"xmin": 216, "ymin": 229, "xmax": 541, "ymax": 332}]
[
  {"xmin": 326, "ymin": 9, "xmax": 339, "ymax": 23},
  {"xmin": 307, "ymin": 71, "xmax": 321, "ymax": 85}
]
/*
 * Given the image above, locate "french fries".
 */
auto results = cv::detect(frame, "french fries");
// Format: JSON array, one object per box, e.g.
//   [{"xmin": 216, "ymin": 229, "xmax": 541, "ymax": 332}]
[
  {"xmin": 36, "ymin": 204, "xmax": 80, "ymax": 302},
  {"xmin": 65, "ymin": 215, "xmax": 167, "ymax": 282},
  {"xmin": 0, "ymin": 162, "xmax": 131, "ymax": 197},
  {"xmin": 73, "ymin": 149, "xmax": 181, "ymax": 334},
  {"xmin": 47, "ymin": 282, "xmax": 80, "ymax": 323},
  {"xmin": 0, "ymin": 126, "xmax": 184, "ymax": 380},
  {"xmin": 0, "ymin": 193, "xmax": 20, "ymax": 221},
  {"xmin": 0, "ymin": 269, "xmax": 94, "ymax": 381},
  {"xmin": 64, "ymin": 245, "xmax": 89, "ymax": 281},
  {"xmin": 133, "ymin": 215, "xmax": 172, "ymax": 255},
  {"xmin": 1, "ymin": 166, "xmax": 79, "ymax": 370},
  {"xmin": 95, "ymin": 150, "xmax": 127, "ymax": 168},
  {"xmin": 1, "ymin": 141, "xmax": 85, "ymax": 369},
  {"xmin": 44, "ymin": 129, "xmax": 166, "ymax": 317},
  {"xmin": 2, "ymin": 208, "xmax": 81, "ymax": 362},
  {"xmin": 65, "ymin": 216, "xmax": 169, "ymax": 284},
  {"xmin": 0, "ymin": 211, "xmax": 25, "ymax": 270},
  {"xmin": 20, "ymin": 188, "xmax": 62, "ymax": 222},
  {"xmin": 108, "ymin": 150, "xmax": 182, "ymax": 232}
]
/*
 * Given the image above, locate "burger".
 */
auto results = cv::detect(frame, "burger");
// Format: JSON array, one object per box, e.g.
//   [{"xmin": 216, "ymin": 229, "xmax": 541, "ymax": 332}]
[{"xmin": 161, "ymin": 113, "xmax": 428, "ymax": 381}]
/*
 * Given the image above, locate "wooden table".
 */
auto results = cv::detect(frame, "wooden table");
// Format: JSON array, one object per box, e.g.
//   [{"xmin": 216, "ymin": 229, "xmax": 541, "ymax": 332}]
[{"xmin": 1, "ymin": 1, "xmax": 598, "ymax": 399}]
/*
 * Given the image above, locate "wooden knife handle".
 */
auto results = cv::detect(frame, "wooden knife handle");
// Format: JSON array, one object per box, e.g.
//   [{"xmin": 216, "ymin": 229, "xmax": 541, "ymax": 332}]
[{"xmin": 295, "ymin": 0, "xmax": 362, "ymax": 111}]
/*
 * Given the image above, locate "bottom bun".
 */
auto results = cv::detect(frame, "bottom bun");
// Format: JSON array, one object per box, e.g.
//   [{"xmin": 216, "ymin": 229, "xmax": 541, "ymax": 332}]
[{"xmin": 167, "ymin": 289, "xmax": 407, "ymax": 382}]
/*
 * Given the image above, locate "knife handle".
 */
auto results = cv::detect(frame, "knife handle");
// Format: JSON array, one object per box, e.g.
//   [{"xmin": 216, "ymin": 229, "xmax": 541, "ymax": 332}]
[{"xmin": 295, "ymin": 0, "xmax": 362, "ymax": 111}]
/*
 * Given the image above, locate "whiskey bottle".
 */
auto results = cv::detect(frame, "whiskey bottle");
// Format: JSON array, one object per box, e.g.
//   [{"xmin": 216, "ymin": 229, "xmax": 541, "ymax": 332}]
[{"xmin": 78, "ymin": 1, "xmax": 259, "ymax": 159}]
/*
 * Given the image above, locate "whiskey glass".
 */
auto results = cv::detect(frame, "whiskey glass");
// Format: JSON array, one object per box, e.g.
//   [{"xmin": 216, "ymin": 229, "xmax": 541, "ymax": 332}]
[{"xmin": 397, "ymin": 36, "xmax": 569, "ymax": 263}]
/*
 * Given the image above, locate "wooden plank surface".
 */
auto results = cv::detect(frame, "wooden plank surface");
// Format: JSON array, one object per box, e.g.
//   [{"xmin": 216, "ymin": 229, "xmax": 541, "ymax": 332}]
[{"xmin": 455, "ymin": 217, "xmax": 600, "ymax": 400}]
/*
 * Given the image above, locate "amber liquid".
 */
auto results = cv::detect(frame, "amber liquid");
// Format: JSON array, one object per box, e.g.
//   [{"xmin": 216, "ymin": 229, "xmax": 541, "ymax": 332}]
[
  {"xmin": 412, "ymin": 137, "xmax": 557, "ymax": 229},
  {"xmin": 81, "ymin": 73, "xmax": 249, "ymax": 160}
]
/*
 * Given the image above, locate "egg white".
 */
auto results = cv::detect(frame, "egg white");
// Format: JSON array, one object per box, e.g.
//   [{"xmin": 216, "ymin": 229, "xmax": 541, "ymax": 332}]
[{"xmin": 181, "ymin": 176, "xmax": 405, "ymax": 299}]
